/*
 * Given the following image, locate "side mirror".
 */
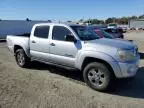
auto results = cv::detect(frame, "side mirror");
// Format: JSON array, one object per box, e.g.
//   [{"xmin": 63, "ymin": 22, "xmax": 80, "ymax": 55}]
[{"xmin": 65, "ymin": 34, "xmax": 77, "ymax": 42}]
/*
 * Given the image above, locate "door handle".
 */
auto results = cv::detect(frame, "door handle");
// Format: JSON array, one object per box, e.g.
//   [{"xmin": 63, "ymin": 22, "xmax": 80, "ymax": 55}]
[
  {"xmin": 32, "ymin": 40, "xmax": 36, "ymax": 43},
  {"xmin": 50, "ymin": 43, "xmax": 55, "ymax": 46}
]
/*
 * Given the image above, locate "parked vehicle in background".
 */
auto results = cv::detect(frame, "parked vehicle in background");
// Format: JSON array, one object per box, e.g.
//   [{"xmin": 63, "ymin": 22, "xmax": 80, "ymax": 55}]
[
  {"xmin": 89, "ymin": 26, "xmax": 113, "ymax": 39},
  {"xmin": 121, "ymin": 27, "xmax": 128, "ymax": 33},
  {"xmin": 108, "ymin": 23, "xmax": 117, "ymax": 28},
  {"xmin": 95, "ymin": 29, "xmax": 113, "ymax": 39},
  {"xmin": 7, "ymin": 23, "xmax": 140, "ymax": 91},
  {"xmin": 90, "ymin": 25, "xmax": 107, "ymax": 29},
  {"xmin": 103, "ymin": 28, "xmax": 124, "ymax": 39},
  {"xmin": 92, "ymin": 27, "xmax": 133, "ymax": 42},
  {"xmin": 89, "ymin": 25, "xmax": 124, "ymax": 39}
]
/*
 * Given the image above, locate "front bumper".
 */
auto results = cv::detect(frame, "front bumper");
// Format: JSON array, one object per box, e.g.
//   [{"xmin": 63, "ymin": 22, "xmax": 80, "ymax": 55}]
[{"xmin": 118, "ymin": 56, "xmax": 140, "ymax": 78}]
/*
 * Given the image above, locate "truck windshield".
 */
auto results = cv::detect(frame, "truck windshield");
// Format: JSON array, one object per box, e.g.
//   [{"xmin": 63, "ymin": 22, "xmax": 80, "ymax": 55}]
[{"xmin": 70, "ymin": 26, "xmax": 100, "ymax": 41}]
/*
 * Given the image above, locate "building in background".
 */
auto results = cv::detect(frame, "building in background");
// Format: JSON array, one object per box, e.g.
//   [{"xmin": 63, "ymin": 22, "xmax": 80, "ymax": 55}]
[
  {"xmin": 129, "ymin": 19, "xmax": 144, "ymax": 29},
  {"xmin": 0, "ymin": 20, "xmax": 51, "ymax": 39}
]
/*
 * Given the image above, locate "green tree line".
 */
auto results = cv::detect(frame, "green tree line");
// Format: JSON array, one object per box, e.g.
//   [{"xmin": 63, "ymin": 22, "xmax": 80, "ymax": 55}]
[{"xmin": 84, "ymin": 14, "xmax": 144, "ymax": 25}]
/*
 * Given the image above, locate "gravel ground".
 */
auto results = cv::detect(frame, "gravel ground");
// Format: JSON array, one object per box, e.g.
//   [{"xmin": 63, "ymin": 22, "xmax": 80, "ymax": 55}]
[
  {"xmin": 124, "ymin": 31, "xmax": 144, "ymax": 65},
  {"xmin": 0, "ymin": 32, "xmax": 144, "ymax": 108}
]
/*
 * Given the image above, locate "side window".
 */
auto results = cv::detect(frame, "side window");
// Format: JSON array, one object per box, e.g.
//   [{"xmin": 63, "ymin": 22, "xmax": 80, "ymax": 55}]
[
  {"xmin": 34, "ymin": 26, "xmax": 49, "ymax": 38},
  {"xmin": 52, "ymin": 26, "xmax": 72, "ymax": 41}
]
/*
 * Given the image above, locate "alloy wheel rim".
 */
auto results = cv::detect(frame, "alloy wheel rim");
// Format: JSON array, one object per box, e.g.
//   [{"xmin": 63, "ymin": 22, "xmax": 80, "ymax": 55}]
[
  {"xmin": 88, "ymin": 68, "xmax": 106, "ymax": 87},
  {"xmin": 17, "ymin": 52, "xmax": 25, "ymax": 65}
]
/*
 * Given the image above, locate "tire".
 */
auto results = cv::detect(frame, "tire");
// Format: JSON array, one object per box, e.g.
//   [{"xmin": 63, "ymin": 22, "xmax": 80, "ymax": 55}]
[
  {"xmin": 83, "ymin": 62, "xmax": 112, "ymax": 91},
  {"xmin": 15, "ymin": 49, "xmax": 30, "ymax": 68}
]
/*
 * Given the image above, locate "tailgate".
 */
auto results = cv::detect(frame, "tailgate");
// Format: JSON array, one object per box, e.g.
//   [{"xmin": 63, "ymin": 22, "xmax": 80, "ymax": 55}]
[{"xmin": 7, "ymin": 35, "xmax": 14, "ymax": 53}]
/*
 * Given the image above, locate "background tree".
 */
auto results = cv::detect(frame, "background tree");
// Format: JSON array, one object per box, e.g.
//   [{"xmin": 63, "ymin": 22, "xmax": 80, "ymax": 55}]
[
  {"xmin": 105, "ymin": 17, "xmax": 116, "ymax": 24},
  {"xmin": 119, "ymin": 17, "xmax": 128, "ymax": 24},
  {"xmin": 79, "ymin": 19, "xmax": 84, "ymax": 22},
  {"xmin": 84, "ymin": 19, "xmax": 104, "ymax": 24},
  {"xmin": 67, "ymin": 20, "xmax": 72, "ymax": 23},
  {"xmin": 139, "ymin": 14, "xmax": 144, "ymax": 19},
  {"xmin": 129, "ymin": 16, "xmax": 138, "ymax": 20},
  {"xmin": 47, "ymin": 20, "xmax": 52, "ymax": 23},
  {"xmin": 81, "ymin": 14, "xmax": 143, "ymax": 25},
  {"xmin": 26, "ymin": 18, "xmax": 31, "ymax": 21}
]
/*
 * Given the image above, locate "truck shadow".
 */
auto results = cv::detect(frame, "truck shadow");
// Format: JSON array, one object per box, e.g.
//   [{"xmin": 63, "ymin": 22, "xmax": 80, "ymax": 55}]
[
  {"xmin": 29, "ymin": 61, "xmax": 144, "ymax": 99},
  {"xmin": 0, "ymin": 40, "xmax": 6, "ymax": 43},
  {"xmin": 29, "ymin": 61, "xmax": 84, "ymax": 82},
  {"xmin": 139, "ymin": 52, "xmax": 144, "ymax": 59},
  {"xmin": 108, "ymin": 67, "xmax": 144, "ymax": 98}
]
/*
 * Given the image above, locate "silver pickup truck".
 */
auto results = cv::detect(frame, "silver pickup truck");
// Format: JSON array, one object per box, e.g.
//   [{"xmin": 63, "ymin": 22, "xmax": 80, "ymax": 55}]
[{"xmin": 7, "ymin": 23, "xmax": 140, "ymax": 91}]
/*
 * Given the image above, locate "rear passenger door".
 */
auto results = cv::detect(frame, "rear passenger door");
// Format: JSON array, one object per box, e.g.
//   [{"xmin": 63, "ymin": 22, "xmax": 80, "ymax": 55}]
[
  {"xmin": 30, "ymin": 25, "xmax": 50, "ymax": 61},
  {"xmin": 49, "ymin": 25, "xmax": 78, "ymax": 67}
]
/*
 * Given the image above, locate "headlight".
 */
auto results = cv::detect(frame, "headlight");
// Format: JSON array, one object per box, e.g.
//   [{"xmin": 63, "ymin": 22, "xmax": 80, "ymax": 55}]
[{"xmin": 118, "ymin": 49, "xmax": 136, "ymax": 61}]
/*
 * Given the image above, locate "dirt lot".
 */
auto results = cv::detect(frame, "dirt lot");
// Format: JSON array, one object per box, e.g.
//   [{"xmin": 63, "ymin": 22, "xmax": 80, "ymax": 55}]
[{"xmin": 0, "ymin": 32, "xmax": 144, "ymax": 108}]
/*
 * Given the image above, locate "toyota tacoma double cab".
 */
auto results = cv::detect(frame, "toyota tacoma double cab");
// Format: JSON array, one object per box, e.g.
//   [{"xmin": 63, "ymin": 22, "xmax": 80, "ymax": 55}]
[{"xmin": 7, "ymin": 23, "xmax": 140, "ymax": 91}]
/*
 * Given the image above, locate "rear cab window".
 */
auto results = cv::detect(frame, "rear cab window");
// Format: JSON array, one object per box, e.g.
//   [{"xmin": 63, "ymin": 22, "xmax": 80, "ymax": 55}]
[{"xmin": 34, "ymin": 26, "xmax": 50, "ymax": 38}]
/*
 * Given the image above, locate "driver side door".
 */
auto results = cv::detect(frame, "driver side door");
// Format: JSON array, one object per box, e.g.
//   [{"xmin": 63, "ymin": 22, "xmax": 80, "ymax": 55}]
[{"xmin": 49, "ymin": 26, "xmax": 78, "ymax": 67}]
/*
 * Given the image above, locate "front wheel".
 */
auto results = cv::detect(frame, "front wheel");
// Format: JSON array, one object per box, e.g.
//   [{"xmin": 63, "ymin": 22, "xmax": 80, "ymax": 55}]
[
  {"xmin": 15, "ymin": 49, "xmax": 30, "ymax": 68},
  {"xmin": 83, "ymin": 62, "xmax": 112, "ymax": 91}
]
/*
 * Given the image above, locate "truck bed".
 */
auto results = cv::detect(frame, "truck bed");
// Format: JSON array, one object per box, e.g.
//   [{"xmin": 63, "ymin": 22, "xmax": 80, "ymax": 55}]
[
  {"xmin": 7, "ymin": 35, "xmax": 30, "ymax": 54},
  {"xmin": 16, "ymin": 33, "xmax": 30, "ymax": 37}
]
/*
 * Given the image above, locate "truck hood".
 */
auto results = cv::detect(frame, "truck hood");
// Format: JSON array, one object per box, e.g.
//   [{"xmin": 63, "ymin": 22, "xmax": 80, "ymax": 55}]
[{"xmin": 85, "ymin": 38, "xmax": 136, "ymax": 50}]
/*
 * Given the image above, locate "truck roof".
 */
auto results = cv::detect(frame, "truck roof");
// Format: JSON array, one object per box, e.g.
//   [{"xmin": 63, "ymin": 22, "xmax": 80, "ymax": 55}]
[{"xmin": 34, "ymin": 23, "xmax": 84, "ymax": 27}]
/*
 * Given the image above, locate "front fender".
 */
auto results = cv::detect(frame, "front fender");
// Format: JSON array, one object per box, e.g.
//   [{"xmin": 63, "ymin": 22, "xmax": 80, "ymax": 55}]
[{"xmin": 75, "ymin": 51, "xmax": 122, "ymax": 78}]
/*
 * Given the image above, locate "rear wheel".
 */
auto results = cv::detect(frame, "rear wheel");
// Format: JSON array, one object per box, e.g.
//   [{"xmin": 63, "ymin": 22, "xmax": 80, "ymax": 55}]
[
  {"xmin": 83, "ymin": 62, "xmax": 112, "ymax": 91},
  {"xmin": 15, "ymin": 49, "xmax": 30, "ymax": 68}
]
